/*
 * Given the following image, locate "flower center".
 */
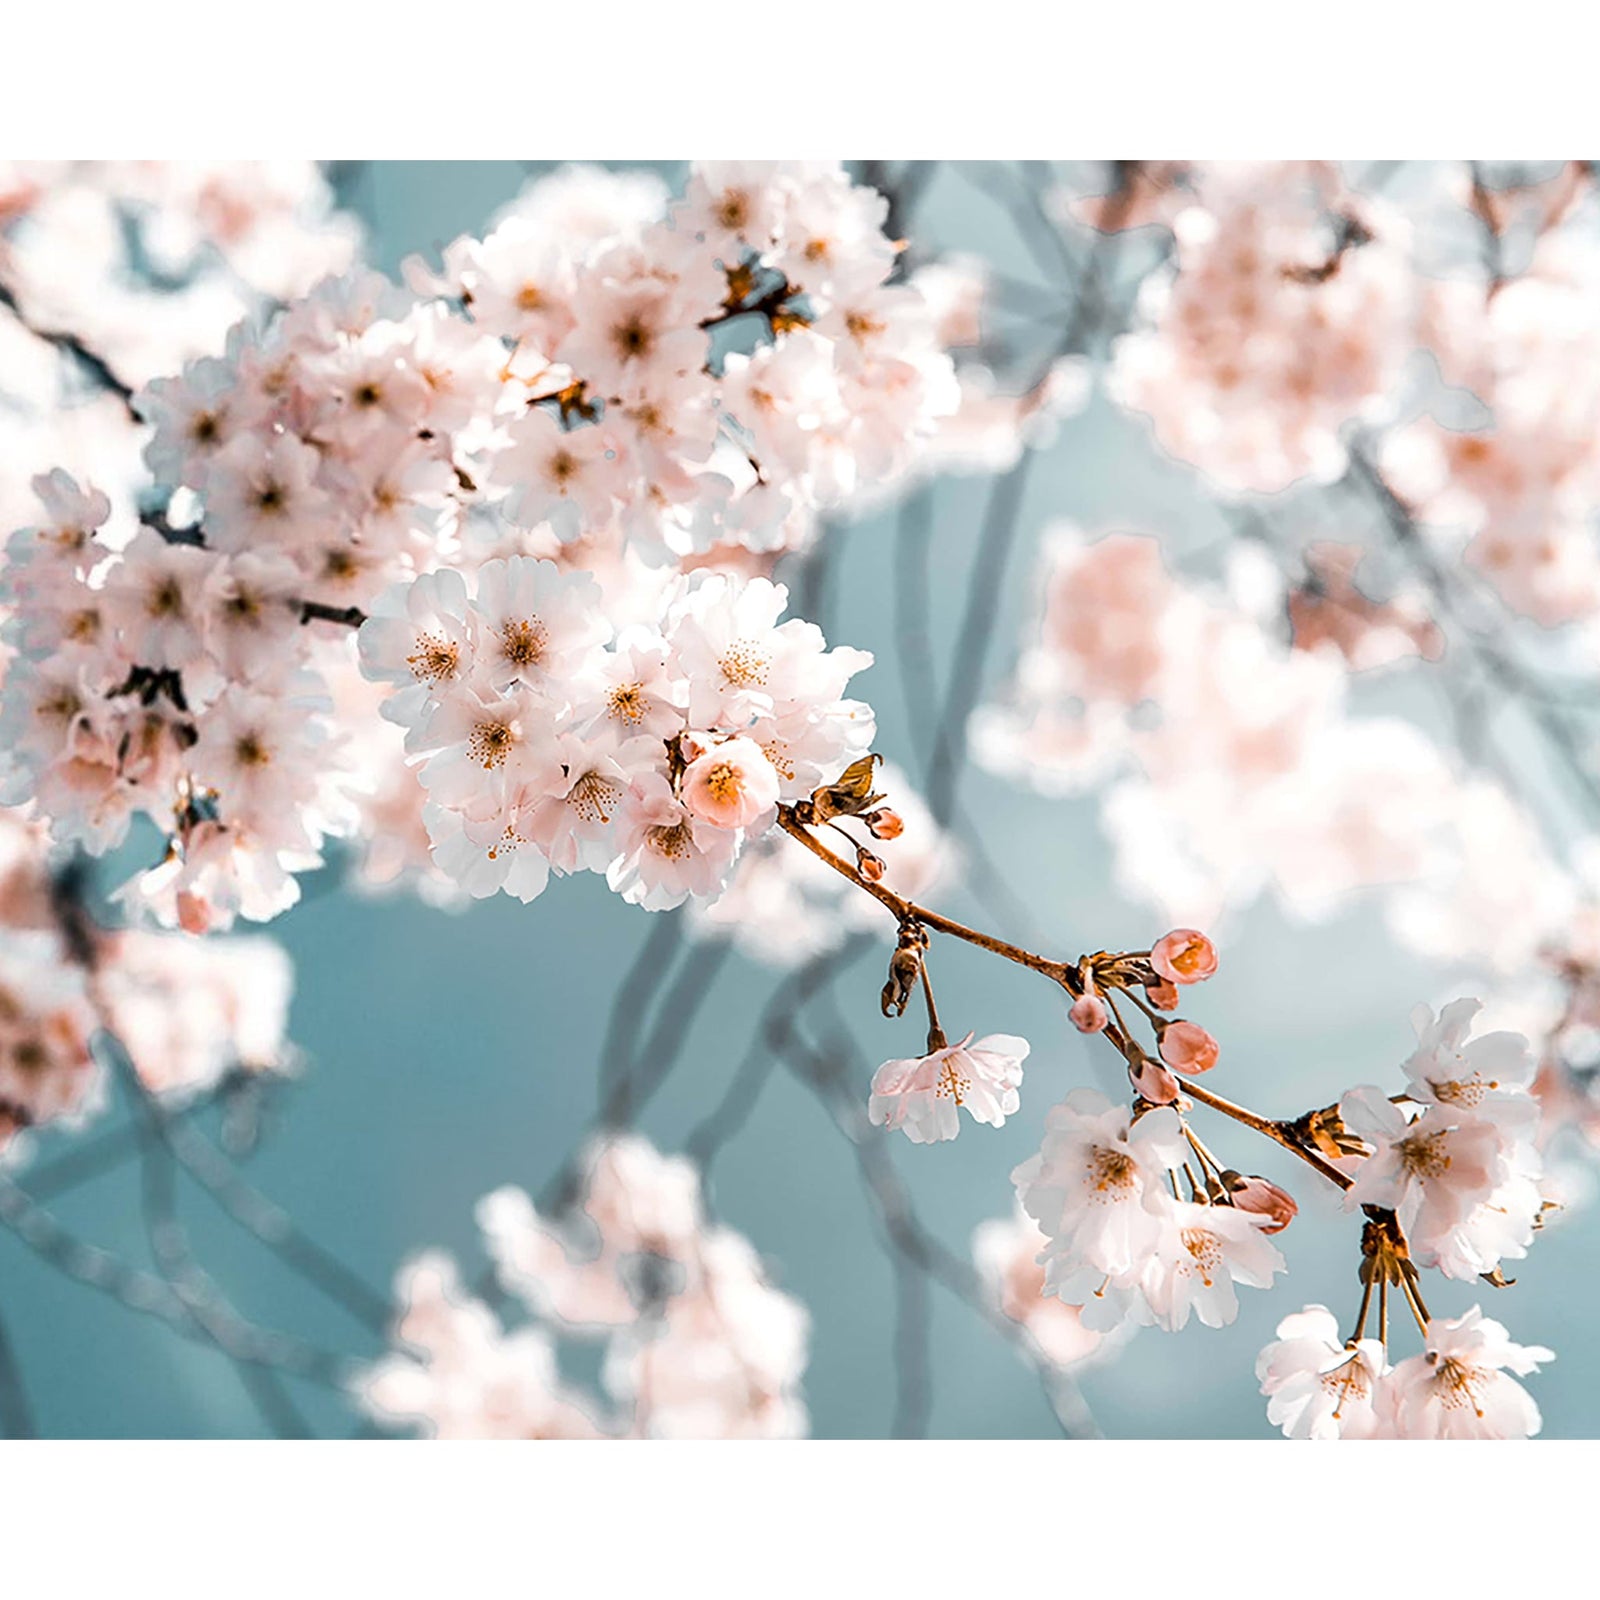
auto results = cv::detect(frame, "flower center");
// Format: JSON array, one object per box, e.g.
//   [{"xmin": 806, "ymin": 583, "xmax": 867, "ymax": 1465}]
[
  {"xmin": 1181, "ymin": 1227, "xmax": 1223, "ymax": 1287},
  {"xmin": 148, "ymin": 578, "xmax": 186, "ymax": 618},
  {"xmin": 233, "ymin": 733, "xmax": 271, "ymax": 768},
  {"xmin": 936, "ymin": 1055, "xmax": 969, "ymax": 1105},
  {"xmin": 705, "ymin": 762, "xmax": 743, "ymax": 804},
  {"xmin": 647, "ymin": 821, "xmax": 693, "ymax": 861},
  {"xmin": 407, "ymin": 633, "xmax": 460, "ymax": 685},
  {"xmin": 719, "ymin": 641, "xmax": 770, "ymax": 689},
  {"xmin": 1397, "ymin": 1128, "xmax": 1451, "ymax": 1180},
  {"xmin": 499, "ymin": 617, "xmax": 548, "ymax": 670},
  {"xmin": 568, "ymin": 772, "xmax": 621, "ymax": 825},
  {"xmin": 1320, "ymin": 1356, "xmax": 1371, "ymax": 1417},
  {"xmin": 1089, "ymin": 1146, "xmax": 1137, "ymax": 1195},
  {"xmin": 1431, "ymin": 1355, "xmax": 1487, "ymax": 1417},
  {"xmin": 606, "ymin": 683, "xmax": 645, "ymax": 724},
  {"xmin": 470, "ymin": 720, "xmax": 515, "ymax": 769}
]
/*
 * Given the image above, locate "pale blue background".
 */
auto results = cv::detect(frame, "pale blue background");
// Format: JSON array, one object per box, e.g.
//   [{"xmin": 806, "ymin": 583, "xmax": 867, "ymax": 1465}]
[{"xmin": 2, "ymin": 162, "xmax": 1592, "ymax": 1439}]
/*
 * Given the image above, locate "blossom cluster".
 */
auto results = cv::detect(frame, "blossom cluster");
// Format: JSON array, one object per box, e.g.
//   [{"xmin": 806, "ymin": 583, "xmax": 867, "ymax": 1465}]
[
  {"xmin": 1257, "ymin": 1302, "xmax": 1552, "ymax": 1440},
  {"xmin": 359, "ymin": 1134, "xmax": 809, "ymax": 1439},
  {"xmin": 973, "ymin": 525, "xmax": 1575, "ymax": 974},
  {"xmin": 0, "ymin": 806, "xmax": 294, "ymax": 1154},
  {"xmin": 1340, "ymin": 998, "xmax": 1545, "ymax": 1282},
  {"xmin": 866, "ymin": 889, "xmax": 1556, "ymax": 1437},
  {"xmin": 360, "ymin": 565, "xmax": 873, "ymax": 909},
  {"xmin": 0, "ymin": 161, "xmax": 981, "ymax": 933},
  {"xmin": 1107, "ymin": 161, "xmax": 1414, "ymax": 496}
]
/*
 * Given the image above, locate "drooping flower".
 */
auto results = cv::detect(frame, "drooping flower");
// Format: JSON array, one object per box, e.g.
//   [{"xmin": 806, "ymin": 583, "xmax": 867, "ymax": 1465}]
[
  {"xmin": 868, "ymin": 1032, "xmax": 1029, "ymax": 1144},
  {"xmin": 1256, "ymin": 1305, "xmax": 1389, "ymax": 1440},
  {"xmin": 1383, "ymin": 1306, "xmax": 1553, "ymax": 1439},
  {"xmin": 1139, "ymin": 1200, "xmax": 1287, "ymax": 1331}
]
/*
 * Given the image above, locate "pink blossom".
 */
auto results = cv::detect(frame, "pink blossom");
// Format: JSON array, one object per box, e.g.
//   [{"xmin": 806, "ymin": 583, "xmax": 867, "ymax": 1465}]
[{"xmin": 680, "ymin": 736, "xmax": 781, "ymax": 831}]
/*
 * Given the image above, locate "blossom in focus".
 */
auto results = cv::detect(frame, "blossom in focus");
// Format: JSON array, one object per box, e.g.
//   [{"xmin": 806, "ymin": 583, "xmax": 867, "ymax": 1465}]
[
  {"xmin": 1256, "ymin": 1304, "xmax": 1389, "ymax": 1440},
  {"xmin": 1382, "ymin": 1306, "xmax": 1553, "ymax": 1440},
  {"xmin": 868, "ymin": 1031, "xmax": 1028, "ymax": 1144},
  {"xmin": 1139, "ymin": 1200, "xmax": 1287, "ymax": 1332}
]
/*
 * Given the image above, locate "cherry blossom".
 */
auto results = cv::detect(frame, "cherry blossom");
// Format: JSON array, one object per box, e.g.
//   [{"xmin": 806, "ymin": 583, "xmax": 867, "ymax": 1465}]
[
  {"xmin": 1256, "ymin": 1305, "xmax": 1389, "ymax": 1440},
  {"xmin": 868, "ymin": 1032, "xmax": 1029, "ymax": 1144},
  {"xmin": 1383, "ymin": 1306, "xmax": 1553, "ymax": 1439}
]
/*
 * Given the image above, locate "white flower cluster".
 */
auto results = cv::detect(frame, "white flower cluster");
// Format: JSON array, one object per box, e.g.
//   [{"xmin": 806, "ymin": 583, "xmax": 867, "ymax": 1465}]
[
  {"xmin": 360, "ymin": 1134, "xmax": 810, "ymax": 1440},
  {"xmin": 1258, "ymin": 1303, "xmax": 1552, "ymax": 1440},
  {"xmin": 359, "ymin": 565, "xmax": 872, "ymax": 909},
  {"xmin": 1007, "ymin": 993, "xmax": 1558, "ymax": 1438},
  {"xmin": 422, "ymin": 160, "xmax": 960, "ymax": 558},
  {"xmin": 0, "ymin": 161, "xmax": 966, "ymax": 932},
  {"xmin": 1341, "ymin": 999, "xmax": 1544, "ymax": 1282},
  {"xmin": 1013, "ymin": 1088, "xmax": 1287, "ymax": 1334}
]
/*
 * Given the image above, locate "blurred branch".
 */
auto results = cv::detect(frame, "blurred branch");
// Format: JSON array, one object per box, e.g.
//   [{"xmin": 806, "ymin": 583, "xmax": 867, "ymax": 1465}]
[
  {"xmin": 0, "ymin": 1302, "xmax": 35, "ymax": 1439},
  {"xmin": 0, "ymin": 1169, "xmax": 351, "ymax": 1389},
  {"xmin": 0, "ymin": 279, "xmax": 139, "ymax": 419}
]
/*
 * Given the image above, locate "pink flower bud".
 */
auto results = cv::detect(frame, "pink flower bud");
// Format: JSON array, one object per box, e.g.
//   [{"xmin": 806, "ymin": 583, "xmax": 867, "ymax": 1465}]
[
  {"xmin": 1151, "ymin": 928, "xmax": 1219, "ymax": 986},
  {"xmin": 1128, "ymin": 1050, "xmax": 1180, "ymax": 1105},
  {"xmin": 1159, "ymin": 1019, "xmax": 1219, "ymax": 1074},
  {"xmin": 1227, "ymin": 1174, "xmax": 1298, "ymax": 1234},
  {"xmin": 1145, "ymin": 979, "xmax": 1180, "ymax": 1011},
  {"xmin": 866, "ymin": 808, "xmax": 904, "ymax": 841},
  {"xmin": 858, "ymin": 851, "xmax": 887, "ymax": 882},
  {"xmin": 1069, "ymin": 994, "xmax": 1108, "ymax": 1033}
]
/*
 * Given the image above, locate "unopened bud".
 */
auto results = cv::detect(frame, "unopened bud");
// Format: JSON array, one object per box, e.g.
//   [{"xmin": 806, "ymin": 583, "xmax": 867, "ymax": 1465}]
[
  {"xmin": 865, "ymin": 808, "xmax": 904, "ymax": 841},
  {"xmin": 858, "ymin": 850, "xmax": 887, "ymax": 882},
  {"xmin": 1069, "ymin": 994, "xmax": 1109, "ymax": 1034},
  {"xmin": 1144, "ymin": 979, "xmax": 1180, "ymax": 1011},
  {"xmin": 1223, "ymin": 1173, "xmax": 1298, "ymax": 1234},
  {"xmin": 1150, "ymin": 928, "xmax": 1219, "ymax": 986},
  {"xmin": 1128, "ymin": 1047, "xmax": 1180, "ymax": 1106},
  {"xmin": 1158, "ymin": 1019, "xmax": 1219, "ymax": 1074}
]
